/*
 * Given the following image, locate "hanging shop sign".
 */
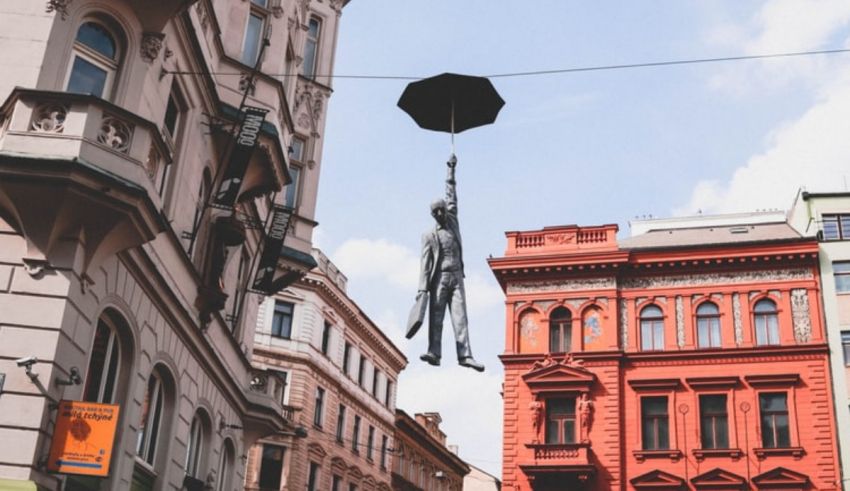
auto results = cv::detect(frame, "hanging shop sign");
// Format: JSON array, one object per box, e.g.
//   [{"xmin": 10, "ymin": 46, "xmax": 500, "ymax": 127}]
[
  {"xmin": 47, "ymin": 400, "xmax": 120, "ymax": 477},
  {"xmin": 214, "ymin": 106, "xmax": 269, "ymax": 207},
  {"xmin": 252, "ymin": 204, "xmax": 294, "ymax": 294}
]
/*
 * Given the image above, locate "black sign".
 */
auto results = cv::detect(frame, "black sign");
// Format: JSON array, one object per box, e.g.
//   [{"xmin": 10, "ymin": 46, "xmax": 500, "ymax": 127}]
[
  {"xmin": 214, "ymin": 106, "xmax": 269, "ymax": 207},
  {"xmin": 252, "ymin": 205, "xmax": 293, "ymax": 294}
]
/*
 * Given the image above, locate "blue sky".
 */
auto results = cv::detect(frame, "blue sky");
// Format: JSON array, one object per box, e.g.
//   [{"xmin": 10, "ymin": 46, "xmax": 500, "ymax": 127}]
[{"xmin": 312, "ymin": 1, "xmax": 850, "ymax": 476}]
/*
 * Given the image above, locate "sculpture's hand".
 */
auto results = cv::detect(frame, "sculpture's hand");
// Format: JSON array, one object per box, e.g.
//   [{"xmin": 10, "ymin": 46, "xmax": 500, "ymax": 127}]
[{"xmin": 447, "ymin": 154, "xmax": 457, "ymax": 169}]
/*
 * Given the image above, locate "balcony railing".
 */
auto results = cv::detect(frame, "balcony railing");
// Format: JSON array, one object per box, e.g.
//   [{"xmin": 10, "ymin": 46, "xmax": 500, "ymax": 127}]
[
  {"xmin": 525, "ymin": 442, "xmax": 590, "ymax": 464},
  {"xmin": 248, "ymin": 369, "xmax": 297, "ymax": 423},
  {"xmin": 505, "ymin": 225, "xmax": 618, "ymax": 256}
]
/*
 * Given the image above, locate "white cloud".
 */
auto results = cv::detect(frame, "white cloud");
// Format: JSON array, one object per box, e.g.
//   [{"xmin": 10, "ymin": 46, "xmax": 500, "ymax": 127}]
[{"xmin": 331, "ymin": 238, "xmax": 420, "ymax": 290}]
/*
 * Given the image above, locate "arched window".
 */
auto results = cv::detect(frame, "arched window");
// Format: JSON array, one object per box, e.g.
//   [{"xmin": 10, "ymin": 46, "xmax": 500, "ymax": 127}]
[
  {"xmin": 217, "ymin": 438, "xmax": 235, "ymax": 491},
  {"xmin": 696, "ymin": 302, "xmax": 721, "ymax": 348},
  {"xmin": 549, "ymin": 307, "xmax": 571, "ymax": 353},
  {"xmin": 302, "ymin": 17, "xmax": 321, "ymax": 78},
  {"xmin": 185, "ymin": 411, "xmax": 209, "ymax": 479},
  {"xmin": 754, "ymin": 299, "xmax": 780, "ymax": 346},
  {"xmin": 137, "ymin": 370, "xmax": 166, "ymax": 465},
  {"xmin": 640, "ymin": 305, "xmax": 664, "ymax": 351},
  {"xmin": 83, "ymin": 315, "xmax": 122, "ymax": 403},
  {"xmin": 67, "ymin": 20, "xmax": 121, "ymax": 98}
]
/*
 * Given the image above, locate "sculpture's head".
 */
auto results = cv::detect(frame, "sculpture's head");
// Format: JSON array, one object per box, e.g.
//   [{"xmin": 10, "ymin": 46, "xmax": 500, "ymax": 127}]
[{"xmin": 430, "ymin": 199, "xmax": 447, "ymax": 226}]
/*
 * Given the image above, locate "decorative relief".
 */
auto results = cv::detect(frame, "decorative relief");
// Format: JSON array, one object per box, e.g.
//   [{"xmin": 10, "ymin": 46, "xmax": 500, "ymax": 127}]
[
  {"xmin": 619, "ymin": 298, "xmax": 628, "ymax": 349},
  {"xmin": 675, "ymin": 296, "xmax": 685, "ymax": 348},
  {"xmin": 732, "ymin": 293, "xmax": 743, "ymax": 345},
  {"xmin": 507, "ymin": 277, "xmax": 616, "ymax": 294},
  {"xmin": 769, "ymin": 289, "xmax": 782, "ymax": 299},
  {"xmin": 98, "ymin": 114, "xmax": 134, "ymax": 154},
  {"xmin": 711, "ymin": 293, "xmax": 724, "ymax": 303},
  {"xmin": 195, "ymin": 1, "xmax": 210, "ymax": 31},
  {"xmin": 621, "ymin": 268, "xmax": 812, "ymax": 290},
  {"xmin": 790, "ymin": 289, "xmax": 811, "ymax": 343},
  {"xmin": 534, "ymin": 300, "xmax": 554, "ymax": 312},
  {"xmin": 296, "ymin": 112, "xmax": 311, "ymax": 130},
  {"xmin": 329, "ymin": 0, "xmax": 345, "ymax": 13},
  {"xmin": 546, "ymin": 233, "xmax": 575, "ymax": 245},
  {"xmin": 655, "ymin": 296, "xmax": 667, "ymax": 305},
  {"xmin": 45, "ymin": 0, "xmax": 72, "ymax": 20},
  {"xmin": 140, "ymin": 32, "xmax": 165, "ymax": 63},
  {"xmin": 145, "ymin": 145, "xmax": 160, "ymax": 179},
  {"xmin": 567, "ymin": 298, "xmax": 586, "ymax": 310},
  {"xmin": 296, "ymin": 0, "xmax": 311, "ymax": 23},
  {"xmin": 519, "ymin": 314, "xmax": 539, "ymax": 348},
  {"xmin": 239, "ymin": 73, "xmax": 256, "ymax": 95},
  {"xmin": 30, "ymin": 103, "xmax": 68, "ymax": 133}
]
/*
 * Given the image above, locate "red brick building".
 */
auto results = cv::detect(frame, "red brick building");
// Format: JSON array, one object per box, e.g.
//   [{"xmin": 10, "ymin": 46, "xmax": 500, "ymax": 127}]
[{"xmin": 488, "ymin": 216, "xmax": 841, "ymax": 491}]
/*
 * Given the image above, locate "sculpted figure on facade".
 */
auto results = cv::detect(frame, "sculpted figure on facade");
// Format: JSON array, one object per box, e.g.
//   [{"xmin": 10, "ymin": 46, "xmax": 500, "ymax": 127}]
[
  {"xmin": 529, "ymin": 400, "xmax": 543, "ymax": 440},
  {"xmin": 578, "ymin": 393, "xmax": 594, "ymax": 442},
  {"xmin": 407, "ymin": 156, "xmax": 483, "ymax": 371}
]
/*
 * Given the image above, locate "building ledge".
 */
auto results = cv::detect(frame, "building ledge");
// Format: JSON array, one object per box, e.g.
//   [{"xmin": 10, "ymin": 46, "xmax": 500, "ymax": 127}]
[
  {"xmin": 753, "ymin": 447, "xmax": 804, "ymax": 460},
  {"xmin": 633, "ymin": 449, "xmax": 684, "ymax": 462},
  {"xmin": 692, "ymin": 448, "xmax": 743, "ymax": 461}
]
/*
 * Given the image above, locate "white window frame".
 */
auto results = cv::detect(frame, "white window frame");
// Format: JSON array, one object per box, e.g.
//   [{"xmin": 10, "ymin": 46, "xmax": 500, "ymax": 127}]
[
  {"xmin": 185, "ymin": 413, "xmax": 205, "ymax": 478},
  {"xmin": 241, "ymin": 2, "xmax": 269, "ymax": 66},
  {"xmin": 136, "ymin": 371, "xmax": 165, "ymax": 465},
  {"xmin": 83, "ymin": 316, "xmax": 121, "ymax": 403},
  {"xmin": 65, "ymin": 21, "xmax": 121, "ymax": 100}
]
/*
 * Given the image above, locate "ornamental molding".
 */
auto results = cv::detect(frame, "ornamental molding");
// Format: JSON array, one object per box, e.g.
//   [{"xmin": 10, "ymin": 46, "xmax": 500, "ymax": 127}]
[
  {"xmin": 45, "ymin": 0, "xmax": 72, "ymax": 20},
  {"xmin": 294, "ymin": 83, "xmax": 328, "ymax": 126},
  {"xmin": 195, "ymin": 1, "xmax": 211, "ymax": 31},
  {"xmin": 140, "ymin": 32, "xmax": 166, "ymax": 63},
  {"xmin": 507, "ymin": 277, "xmax": 616, "ymax": 294},
  {"xmin": 519, "ymin": 313, "xmax": 539, "ymax": 348},
  {"xmin": 732, "ymin": 293, "xmax": 743, "ymax": 345},
  {"xmin": 620, "ymin": 268, "xmax": 812, "ymax": 290},
  {"xmin": 675, "ymin": 296, "xmax": 685, "ymax": 348},
  {"xmin": 534, "ymin": 300, "xmax": 554, "ymax": 312},
  {"xmin": 619, "ymin": 298, "xmax": 628, "ymax": 349},
  {"xmin": 30, "ymin": 103, "xmax": 68, "ymax": 133},
  {"xmin": 790, "ymin": 289, "xmax": 812, "ymax": 343},
  {"xmin": 329, "ymin": 0, "xmax": 345, "ymax": 13},
  {"xmin": 630, "ymin": 353, "xmax": 824, "ymax": 367}
]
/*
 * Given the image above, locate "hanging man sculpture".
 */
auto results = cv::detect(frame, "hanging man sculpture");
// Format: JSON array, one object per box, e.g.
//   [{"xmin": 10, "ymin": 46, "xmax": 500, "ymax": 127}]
[{"xmin": 406, "ymin": 155, "xmax": 484, "ymax": 372}]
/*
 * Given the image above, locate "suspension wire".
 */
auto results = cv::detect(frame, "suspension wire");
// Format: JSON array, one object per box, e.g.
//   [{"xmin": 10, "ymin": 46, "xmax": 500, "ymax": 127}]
[{"xmin": 162, "ymin": 47, "xmax": 850, "ymax": 81}]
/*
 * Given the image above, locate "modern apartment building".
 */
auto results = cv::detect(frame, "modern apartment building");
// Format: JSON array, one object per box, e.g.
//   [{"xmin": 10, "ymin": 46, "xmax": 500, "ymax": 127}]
[
  {"xmin": 489, "ymin": 213, "xmax": 841, "ymax": 490},
  {"xmin": 248, "ymin": 249, "xmax": 406, "ymax": 491},
  {"xmin": 0, "ymin": 0, "xmax": 346, "ymax": 489},
  {"xmin": 788, "ymin": 191, "xmax": 850, "ymax": 488}
]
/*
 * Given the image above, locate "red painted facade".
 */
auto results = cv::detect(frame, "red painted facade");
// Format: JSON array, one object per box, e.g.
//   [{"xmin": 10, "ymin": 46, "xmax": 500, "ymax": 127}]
[{"xmin": 488, "ymin": 223, "xmax": 841, "ymax": 491}]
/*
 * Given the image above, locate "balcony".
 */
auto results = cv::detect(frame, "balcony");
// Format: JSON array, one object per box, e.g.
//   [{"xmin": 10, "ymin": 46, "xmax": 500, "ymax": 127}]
[
  {"xmin": 243, "ymin": 369, "xmax": 300, "ymax": 442},
  {"xmin": 504, "ymin": 224, "xmax": 619, "ymax": 256},
  {"xmin": 520, "ymin": 443, "xmax": 595, "ymax": 483},
  {"xmin": 0, "ymin": 88, "xmax": 166, "ymax": 276}
]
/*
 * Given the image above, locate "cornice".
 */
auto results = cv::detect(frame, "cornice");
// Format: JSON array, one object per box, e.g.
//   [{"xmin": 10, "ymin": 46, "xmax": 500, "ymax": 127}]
[{"xmin": 394, "ymin": 410, "xmax": 470, "ymax": 475}]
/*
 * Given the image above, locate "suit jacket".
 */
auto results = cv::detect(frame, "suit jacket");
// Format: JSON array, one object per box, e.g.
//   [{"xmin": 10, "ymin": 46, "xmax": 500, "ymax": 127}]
[{"xmin": 417, "ymin": 167, "xmax": 464, "ymax": 293}]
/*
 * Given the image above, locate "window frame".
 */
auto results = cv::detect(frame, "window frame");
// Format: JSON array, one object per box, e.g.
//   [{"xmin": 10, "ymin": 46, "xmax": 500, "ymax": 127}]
[
  {"xmin": 83, "ymin": 316, "xmax": 122, "ymax": 404},
  {"xmin": 335, "ymin": 404, "xmax": 346, "ymax": 443},
  {"xmin": 343, "ymin": 341, "xmax": 352, "ymax": 376},
  {"xmin": 380, "ymin": 435, "xmax": 389, "ymax": 470},
  {"xmin": 544, "ymin": 396, "xmax": 577, "ymax": 445},
  {"xmin": 640, "ymin": 395, "xmax": 670, "ymax": 450},
  {"xmin": 302, "ymin": 17, "xmax": 322, "ymax": 78},
  {"xmin": 307, "ymin": 462, "xmax": 319, "ymax": 491},
  {"xmin": 695, "ymin": 301, "xmax": 722, "ymax": 349},
  {"xmin": 834, "ymin": 261, "xmax": 850, "ymax": 293},
  {"xmin": 137, "ymin": 371, "xmax": 166, "ymax": 465},
  {"xmin": 241, "ymin": 2, "xmax": 269, "ymax": 66},
  {"xmin": 313, "ymin": 386, "xmax": 325, "ymax": 428},
  {"xmin": 548, "ymin": 307, "xmax": 572, "ymax": 353},
  {"xmin": 758, "ymin": 392, "xmax": 791, "ymax": 448},
  {"xmin": 286, "ymin": 136, "xmax": 306, "ymax": 209},
  {"xmin": 639, "ymin": 305, "xmax": 665, "ymax": 351},
  {"xmin": 258, "ymin": 443, "xmax": 286, "ymax": 490},
  {"xmin": 352, "ymin": 415, "xmax": 361, "ymax": 454},
  {"xmin": 271, "ymin": 300, "xmax": 294, "ymax": 339},
  {"xmin": 366, "ymin": 425, "xmax": 375, "ymax": 461},
  {"xmin": 184, "ymin": 412, "xmax": 207, "ymax": 478},
  {"xmin": 822, "ymin": 214, "xmax": 850, "ymax": 241},
  {"xmin": 321, "ymin": 321, "xmax": 332, "ymax": 356},
  {"xmin": 65, "ymin": 20, "xmax": 121, "ymax": 100},
  {"xmin": 698, "ymin": 394, "xmax": 729, "ymax": 449},
  {"xmin": 753, "ymin": 298, "xmax": 780, "ymax": 346},
  {"xmin": 842, "ymin": 331, "xmax": 850, "ymax": 366}
]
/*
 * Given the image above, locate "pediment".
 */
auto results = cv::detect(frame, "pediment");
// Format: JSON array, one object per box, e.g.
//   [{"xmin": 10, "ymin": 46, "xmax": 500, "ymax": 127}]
[
  {"xmin": 522, "ymin": 356, "xmax": 594, "ymax": 392},
  {"xmin": 630, "ymin": 469, "xmax": 686, "ymax": 489},
  {"xmin": 307, "ymin": 442, "xmax": 326, "ymax": 460},
  {"xmin": 752, "ymin": 467, "xmax": 809, "ymax": 489},
  {"xmin": 692, "ymin": 468, "xmax": 746, "ymax": 489}
]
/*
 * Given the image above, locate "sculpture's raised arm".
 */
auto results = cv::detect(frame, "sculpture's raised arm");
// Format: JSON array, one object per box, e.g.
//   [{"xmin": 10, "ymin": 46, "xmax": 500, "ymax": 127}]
[{"xmin": 446, "ymin": 154, "xmax": 458, "ymax": 216}]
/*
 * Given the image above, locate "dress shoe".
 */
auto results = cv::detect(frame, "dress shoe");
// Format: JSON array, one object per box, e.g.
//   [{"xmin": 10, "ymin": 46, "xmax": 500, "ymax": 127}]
[
  {"xmin": 420, "ymin": 352, "xmax": 440, "ymax": 366},
  {"xmin": 459, "ymin": 357, "xmax": 485, "ymax": 372}
]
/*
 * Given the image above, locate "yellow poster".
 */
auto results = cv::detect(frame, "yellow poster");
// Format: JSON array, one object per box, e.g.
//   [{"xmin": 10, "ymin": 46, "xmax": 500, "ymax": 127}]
[{"xmin": 47, "ymin": 400, "xmax": 120, "ymax": 477}]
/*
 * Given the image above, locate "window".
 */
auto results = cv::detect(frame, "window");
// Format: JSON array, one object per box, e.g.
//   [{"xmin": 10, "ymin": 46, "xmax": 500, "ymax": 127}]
[
  {"xmin": 67, "ymin": 21, "xmax": 120, "ymax": 98},
  {"xmin": 217, "ymin": 439, "xmax": 235, "ymax": 491},
  {"xmin": 380, "ymin": 435, "xmax": 388, "ymax": 470},
  {"xmin": 822, "ymin": 214, "xmax": 850, "ymax": 241},
  {"xmin": 385, "ymin": 380, "xmax": 393, "ymax": 407},
  {"xmin": 313, "ymin": 387, "xmax": 325, "ymax": 428},
  {"xmin": 835, "ymin": 262, "xmax": 850, "ymax": 293},
  {"xmin": 185, "ymin": 413, "xmax": 207, "ymax": 478},
  {"xmin": 754, "ymin": 299, "xmax": 780, "ymax": 346},
  {"xmin": 230, "ymin": 247, "xmax": 250, "ymax": 331},
  {"xmin": 188, "ymin": 168, "xmax": 212, "ymax": 257},
  {"xmin": 286, "ymin": 137, "xmax": 305, "ymax": 209},
  {"xmin": 271, "ymin": 301, "xmax": 294, "ymax": 338},
  {"xmin": 699, "ymin": 395, "xmax": 728, "ymax": 449},
  {"xmin": 137, "ymin": 371, "xmax": 165, "ymax": 464},
  {"xmin": 372, "ymin": 369, "xmax": 380, "ymax": 397},
  {"xmin": 641, "ymin": 396, "xmax": 669, "ymax": 450},
  {"xmin": 358, "ymin": 356, "xmax": 366, "ymax": 386},
  {"xmin": 640, "ymin": 305, "xmax": 665, "ymax": 351},
  {"xmin": 258, "ymin": 444, "xmax": 285, "ymax": 490},
  {"xmin": 241, "ymin": 2, "xmax": 268, "ymax": 66},
  {"xmin": 544, "ymin": 397, "xmax": 576, "ymax": 444},
  {"xmin": 343, "ymin": 341, "xmax": 352, "ymax": 375},
  {"xmin": 696, "ymin": 302, "xmax": 721, "ymax": 348},
  {"xmin": 336, "ymin": 404, "xmax": 346, "ymax": 443},
  {"xmin": 367, "ymin": 425, "xmax": 375, "ymax": 461},
  {"xmin": 352, "ymin": 415, "xmax": 361, "ymax": 454},
  {"xmin": 321, "ymin": 321, "xmax": 331, "ymax": 355},
  {"xmin": 759, "ymin": 393, "xmax": 790, "ymax": 448},
  {"xmin": 842, "ymin": 332, "xmax": 850, "ymax": 365},
  {"xmin": 332, "ymin": 475, "xmax": 342, "ymax": 491},
  {"xmin": 277, "ymin": 371, "xmax": 289, "ymax": 405},
  {"xmin": 83, "ymin": 317, "xmax": 121, "ymax": 403},
  {"xmin": 307, "ymin": 462, "xmax": 319, "ymax": 491},
  {"xmin": 302, "ymin": 17, "xmax": 321, "ymax": 78},
  {"xmin": 549, "ymin": 307, "xmax": 571, "ymax": 353},
  {"xmin": 349, "ymin": 484, "xmax": 357, "ymax": 491}
]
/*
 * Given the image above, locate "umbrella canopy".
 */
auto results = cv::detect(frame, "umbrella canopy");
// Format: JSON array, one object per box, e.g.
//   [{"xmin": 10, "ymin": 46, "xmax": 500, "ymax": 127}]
[{"xmin": 397, "ymin": 73, "xmax": 505, "ymax": 134}]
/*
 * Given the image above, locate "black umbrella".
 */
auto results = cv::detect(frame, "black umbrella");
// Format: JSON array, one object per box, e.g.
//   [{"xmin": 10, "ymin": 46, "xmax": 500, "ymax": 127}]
[{"xmin": 397, "ymin": 72, "xmax": 505, "ymax": 152}]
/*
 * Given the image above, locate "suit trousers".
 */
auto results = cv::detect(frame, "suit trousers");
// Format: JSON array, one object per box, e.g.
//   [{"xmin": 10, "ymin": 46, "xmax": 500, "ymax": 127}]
[{"xmin": 427, "ymin": 270, "xmax": 472, "ymax": 360}]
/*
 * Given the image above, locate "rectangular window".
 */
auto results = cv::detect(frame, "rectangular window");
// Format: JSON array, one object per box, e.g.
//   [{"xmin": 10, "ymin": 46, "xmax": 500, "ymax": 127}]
[
  {"xmin": 641, "ymin": 396, "xmax": 669, "ymax": 450},
  {"xmin": 835, "ymin": 262, "xmax": 850, "ymax": 293},
  {"xmin": 343, "ymin": 342, "xmax": 352, "ymax": 376},
  {"xmin": 358, "ymin": 356, "xmax": 366, "ymax": 386},
  {"xmin": 349, "ymin": 485, "xmax": 357, "ymax": 491},
  {"xmin": 372, "ymin": 369, "xmax": 380, "ymax": 398},
  {"xmin": 380, "ymin": 435, "xmax": 388, "ymax": 470},
  {"xmin": 842, "ymin": 332, "xmax": 850, "ymax": 366},
  {"xmin": 336, "ymin": 404, "xmax": 346, "ymax": 443},
  {"xmin": 332, "ymin": 475, "xmax": 342, "ymax": 491},
  {"xmin": 313, "ymin": 387, "xmax": 325, "ymax": 428},
  {"xmin": 307, "ymin": 462, "xmax": 319, "ymax": 491},
  {"xmin": 759, "ymin": 393, "xmax": 790, "ymax": 448},
  {"xmin": 699, "ymin": 394, "xmax": 729, "ymax": 449},
  {"xmin": 641, "ymin": 319, "xmax": 665, "ymax": 350},
  {"xmin": 823, "ymin": 214, "xmax": 850, "ymax": 241},
  {"xmin": 302, "ymin": 18, "xmax": 321, "ymax": 78},
  {"xmin": 258, "ymin": 444, "xmax": 285, "ymax": 490},
  {"xmin": 277, "ymin": 371, "xmax": 288, "ymax": 406},
  {"xmin": 385, "ymin": 380, "xmax": 393, "ymax": 407},
  {"xmin": 544, "ymin": 397, "xmax": 576, "ymax": 444},
  {"xmin": 242, "ymin": 11, "xmax": 265, "ymax": 66},
  {"xmin": 163, "ymin": 88, "xmax": 183, "ymax": 141},
  {"xmin": 367, "ymin": 426, "xmax": 375, "ymax": 461},
  {"xmin": 271, "ymin": 301, "xmax": 294, "ymax": 339},
  {"xmin": 352, "ymin": 415, "xmax": 361, "ymax": 454},
  {"xmin": 321, "ymin": 322, "xmax": 331, "ymax": 356},
  {"xmin": 284, "ymin": 164, "xmax": 301, "ymax": 209}
]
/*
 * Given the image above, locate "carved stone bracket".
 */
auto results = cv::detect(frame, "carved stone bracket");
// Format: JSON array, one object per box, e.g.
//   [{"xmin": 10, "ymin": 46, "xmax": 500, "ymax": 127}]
[
  {"xmin": 140, "ymin": 32, "xmax": 166, "ymax": 63},
  {"xmin": 45, "ymin": 0, "xmax": 72, "ymax": 20}
]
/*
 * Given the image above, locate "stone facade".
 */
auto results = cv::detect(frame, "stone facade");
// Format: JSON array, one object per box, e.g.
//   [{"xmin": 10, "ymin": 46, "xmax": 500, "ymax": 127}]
[
  {"xmin": 0, "ymin": 0, "xmax": 346, "ymax": 489},
  {"xmin": 247, "ymin": 249, "xmax": 406, "ymax": 491},
  {"xmin": 392, "ymin": 411, "xmax": 468, "ymax": 491},
  {"xmin": 490, "ymin": 220, "xmax": 841, "ymax": 490}
]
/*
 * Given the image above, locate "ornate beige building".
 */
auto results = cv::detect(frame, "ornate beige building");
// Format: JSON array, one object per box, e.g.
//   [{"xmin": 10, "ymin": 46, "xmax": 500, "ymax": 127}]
[
  {"xmin": 248, "ymin": 249, "xmax": 407, "ymax": 491},
  {"xmin": 0, "ymin": 0, "xmax": 346, "ymax": 489},
  {"xmin": 392, "ymin": 411, "xmax": 469, "ymax": 491}
]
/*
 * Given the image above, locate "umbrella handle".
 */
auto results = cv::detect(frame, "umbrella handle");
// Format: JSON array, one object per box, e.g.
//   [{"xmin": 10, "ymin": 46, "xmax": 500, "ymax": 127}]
[{"xmin": 450, "ymin": 99, "xmax": 455, "ymax": 155}]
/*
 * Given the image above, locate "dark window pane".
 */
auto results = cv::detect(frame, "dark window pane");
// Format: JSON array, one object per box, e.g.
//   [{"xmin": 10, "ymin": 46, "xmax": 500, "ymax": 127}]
[
  {"xmin": 101, "ymin": 337, "xmax": 120, "ymax": 403},
  {"xmin": 164, "ymin": 93, "xmax": 179, "ymax": 137},
  {"xmin": 544, "ymin": 420, "xmax": 559, "ymax": 444},
  {"xmin": 242, "ymin": 14, "xmax": 263, "ymax": 65},
  {"xmin": 272, "ymin": 301, "xmax": 293, "ymax": 338},
  {"xmin": 67, "ymin": 57, "xmax": 107, "ymax": 97},
  {"xmin": 775, "ymin": 414, "xmax": 790, "ymax": 447},
  {"xmin": 564, "ymin": 420, "xmax": 575, "ymax": 443},
  {"xmin": 842, "ymin": 332, "xmax": 850, "ymax": 365},
  {"xmin": 259, "ymin": 444, "xmax": 284, "ymax": 489},
  {"xmin": 656, "ymin": 417, "xmax": 670, "ymax": 450},
  {"xmin": 76, "ymin": 22, "xmax": 116, "ymax": 59},
  {"xmin": 83, "ymin": 321, "xmax": 110, "ymax": 401},
  {"xmin": 548, "ymin": 398, "xmax": 575, "ymax": 415},
  {"xmin": 284, "ymin": 165, "xmax": 301, "ymax": 209},
  {"xmin": 760, "ymin": 393, "xmax": 787, "ymax": 411}
]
